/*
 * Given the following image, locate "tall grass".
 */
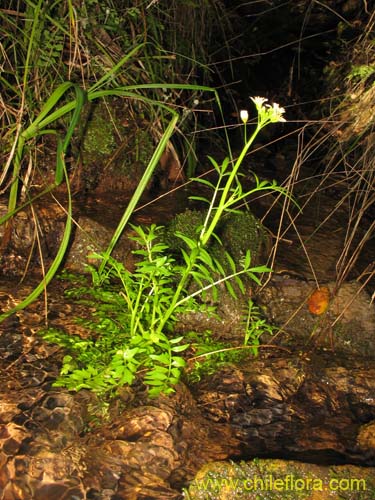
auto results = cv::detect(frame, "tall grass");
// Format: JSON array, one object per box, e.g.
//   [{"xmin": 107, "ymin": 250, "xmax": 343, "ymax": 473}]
[{"xmin": 0, "ymin": 0, "xmax": 232, "ymax": 322}]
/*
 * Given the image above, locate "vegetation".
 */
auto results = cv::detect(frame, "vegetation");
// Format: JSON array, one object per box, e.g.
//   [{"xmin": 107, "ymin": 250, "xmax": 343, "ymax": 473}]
[
  {"xmin": 0, "ymin": 0, "xmax": 226, "ymax": 321},
  {"xmin": 0, "ymin": 1, "xmax": 290, "ymax": 399},
  {"xmin": 287, "ymin": 15, "xmax": 375, "ymax": 300},
  {"xmin": 41, "ymin": 97, "xmax": 288, "ymax": 397}
]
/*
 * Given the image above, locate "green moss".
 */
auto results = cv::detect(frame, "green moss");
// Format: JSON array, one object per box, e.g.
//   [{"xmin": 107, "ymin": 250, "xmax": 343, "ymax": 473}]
[
  {"xmin": 82, "ymin": 105, "xmax": 116, "ymax": 159},
  {"xmin": 187, "ymin": 459, "xmax": 375, "ymax": 500},
  {"xmin": 163, "ymin": 209, "xmax": 267, "ymax": 265},
  {"xmin": 220, "ymin": 211, "xmax": 266, "ymax": 261},
  {"xmin": 115, "ymin": 129, "xmax": 154, "ymax": 177},
  {"xmin": 162, "ymin": 209, "xmax": 206, "ymax": 251},
  {"xmin": 79, "ymin": 100, "xmax": 156, "ymax": 191}
]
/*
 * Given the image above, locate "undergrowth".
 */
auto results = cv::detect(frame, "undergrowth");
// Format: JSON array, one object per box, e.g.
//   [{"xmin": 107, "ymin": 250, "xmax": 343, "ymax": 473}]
[
  {"xmin": 43, "ymin": 261, "xmax": 276, "ymax": 396},
  {"xmin": 41, "ymin": 97, "xmax": 288, "ymax": 399}
]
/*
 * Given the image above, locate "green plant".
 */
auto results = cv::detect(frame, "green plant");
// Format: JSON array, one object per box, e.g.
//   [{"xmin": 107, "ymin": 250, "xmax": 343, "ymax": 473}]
[
  {"xmin": 347, "ymin": 63, "xmax": 375, "ymax": 82},
  {"xmin": 43, "ymin": 221, "xmax": 260, "ymax": 397},
  {"xmin": 0, "ymin": 0, "xmax": 224, "ymax": 321},
  {"xmin": 42, "ymin": 96, "xmax": 290, "ymax": 398},
  {"xmin": 185, "ymin": 299, "xmax": 276, "ymax": 383},
  {"xmin": 185, "ymin": 330, "xmax": 249, "ymax": 384},
  {"xmin": 191, "ymin": 97, "xmax": 289, "ymax": 247},
  {"xmin": 243, "ymin": 299, "xmax": 276, "ymax": 355},
  {"xmin": 162, "ymin": 208, "xmax": 266, "ymax": 268},
  {"xmin": 0, "ymin": 66, "xmax": 219, "ymax": 323}
]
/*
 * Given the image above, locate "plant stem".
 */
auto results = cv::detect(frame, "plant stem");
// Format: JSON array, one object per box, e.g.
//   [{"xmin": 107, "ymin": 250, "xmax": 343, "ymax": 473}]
[{"xmin": 200, "ymin": 123, "xmax": 262, "ymax": 247}]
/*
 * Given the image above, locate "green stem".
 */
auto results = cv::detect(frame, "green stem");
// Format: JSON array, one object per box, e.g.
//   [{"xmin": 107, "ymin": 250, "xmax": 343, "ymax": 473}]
[
  {"xmin": 200, "ymin": 123, "xmax": 262, "ymax": 246},
  {"xmin": 155, "ymin": 250, "xmax": 197, "ymax": 335}
]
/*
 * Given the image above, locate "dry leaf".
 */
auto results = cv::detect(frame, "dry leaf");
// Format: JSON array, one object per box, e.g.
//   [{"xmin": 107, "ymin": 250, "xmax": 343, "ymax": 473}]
[{"xmin": 308, "ymin": 286, "xmax": 330, "ymax": 315}]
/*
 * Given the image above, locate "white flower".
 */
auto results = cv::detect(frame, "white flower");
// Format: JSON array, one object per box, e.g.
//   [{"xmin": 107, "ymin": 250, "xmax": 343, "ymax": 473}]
[
  {"xmin": 270, "ymin": 102, "xmax": 286, "ymax": 122},
  {"xmin": 250, "ymin": 96, "xmax": 286, "ymax": 124},
  {"xmin": 251, "ymin": 96, "xmax": 268, "ymax": 108},
  {"xmin": 240, "ymin": 109, "xmax": 249, "ymax": 124}
]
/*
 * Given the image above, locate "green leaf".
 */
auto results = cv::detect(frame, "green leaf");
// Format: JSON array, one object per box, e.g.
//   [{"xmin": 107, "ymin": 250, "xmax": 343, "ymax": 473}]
[
  {"xmin": 171, "ymin": 355, "xmax": 187, "ymax": 365},
  {"xmin": 146, "ymin": 369, "xmax": 169, "ymax": 381},
  {"xmin": 207, "ymin": 155, "xmax": 220, "ymax": 172},
  {"xmin": 149, "ymin": 353, "xmax": 171, "ymax": 365},
  {"xmin": 146, "ymin": 375, "xmax": 167, "ymax": 385},
  {"xmin": 169, "ymin": 336, "xmax": 185, "ymax": 344},
  {"xmin": 196, "ymin": 247, "xmax": 214, "ymax": 269},
  {"xmin": 243, "ymin": 250, "xmax": 252, "ymax": 269},
  {"xmin": 224, "ymin": 251, "xmax": 237, "ymax": 274},
  {"xmin": 224, "ymin": 280, "xmax": 237, "ymax": 300},
  {"xmin": 171, "ymin": 344, "xmax": 189, "ymax": 353},
  {"xmin": 249, "ymin": 265, "xmax": 272, "ymax": 273},
  {"xmin": 190, "ymin": 177, "xmax": 215, "ymax": 189},
  {"xmin": 175, "ymin": 231, "xmax": 199, "ymax": 250},
  {"xmin": 189, "ymin": 195, "xmax": 211, "ymax": 204},
  {"xmin": 248, "ymin": 273, "xmax": 262, "ymax": 285},
  {"xmin": 233, "ymin": 274, "xmax": 245, "ymax": 294},
  {"xmin": 170, "ymin": 367, "xmax": 182, "ymax": 379}
]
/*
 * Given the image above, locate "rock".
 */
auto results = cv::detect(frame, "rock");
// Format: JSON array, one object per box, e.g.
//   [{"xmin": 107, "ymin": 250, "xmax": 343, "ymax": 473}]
[
  {"xmin": 257, "ymin": 276, "xmax": 375, "ymax": 356},
  {"xmin": 357, "ymin": 421, "xmax": 375, "ymax": 456},
  {"xmin": 64, "ymin": 214, "xmax": 137, "ymax": 272},
  {"xmin": 187, "ymin": 458, "xmax": 375, "ymax": 499},
  {"xmin": 191, "ymin": 355, "xmax": 375, "ymax": 465}
]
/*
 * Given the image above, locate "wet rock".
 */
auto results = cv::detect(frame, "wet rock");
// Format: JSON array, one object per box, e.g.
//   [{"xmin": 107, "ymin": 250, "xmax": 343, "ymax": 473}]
[
  {"xmin": 357, "ymin": 421, "xmax": 375, "ymax": 458},
  {"xmin": 78, "ymin": 99, "xmax": 156, "ymax": 194},
  {"xmin": 0, "ymin": 199, "xmax": 66, "ymax": 277},
  {"xmin": 257, "ymin": 277, "xmax": 375, "ymax": 356},
  {"xmin": 187, "ymin": 459, "xmax": 375, "ymax": 499},
  {"xmin": 64, "ymin": 215, "xmax": 137, "ymax": 272},
  {"xmin": 192, "ymin": 355, "xmax": 375, "ymax": 465}
]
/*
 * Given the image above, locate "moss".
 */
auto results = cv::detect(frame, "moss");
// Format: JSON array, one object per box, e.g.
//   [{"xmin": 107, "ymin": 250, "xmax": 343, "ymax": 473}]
[
  {"xmin": 187, "ymin": 459, "xmax": 375, "ymax": 499},
  {"xmin": 114, "ymin": 128, "xmax": 154, "ymax": 178},
  {"xmin": 220, "ymin": 211, "xmax": 266, "ymax": 262},
  {"xmin": 78, "ymin": 100, "xmax": 155, "ymax": 192},
  {"xmin": 163, "ymin": 209, "xmax": 267, "ymax": 266},
  {"xmin": 162, "ymin": 209, "xmax": 206, "ymax": 251},
  {"xmin": 82, "ymin": 104, "xmax": 116, "ymax": 160}
]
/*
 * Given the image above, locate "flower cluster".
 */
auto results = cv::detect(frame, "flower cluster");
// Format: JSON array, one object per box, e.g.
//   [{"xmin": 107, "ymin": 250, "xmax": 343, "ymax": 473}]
[
  {"xmin": 240, "ymin": 96, "xmax": 286, "ymax": 128},
  {"xmin": 251, "ymin": 96, "xmax": 286, "ymax": 124}
]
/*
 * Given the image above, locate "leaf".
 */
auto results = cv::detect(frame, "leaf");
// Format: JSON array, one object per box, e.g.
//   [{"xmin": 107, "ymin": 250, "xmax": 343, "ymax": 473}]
[
  {"xmin": 209, "ymin": 231, "xmax": 223, "ymax": 246},
  {"xmin": 233, "ymin": 274, "xmax": 245, "ymax": 295},
  {"xmin": 248, "ymin": 273, "xmax": 262, "ymax": 285},
  {"xmin": 248, "ymin": 264, "xmax": 272, "ymax": 274},
  {"xmin": 190, "ymin": 177, "xmax": 215, "ymax": 189},
  {"xmin": 118, "ymin": 369, "xmax": 135, "ymax": 386},
  {"xmin": 224, "ymin": 280, "xmax": 237, "ymax": 300},
  {"xmin": 145, "ymin": 370, "xmax": 169, "ymax": 381},
  {"xmin": 149, "ymin": 353, "xmax": 170, "ymax": 365},
  {"xmin": 212, "ymin": 257, "xmax": 225, "ymax": 277},
  {"xmin": 169, "ymin": 336, "xmax": 185, "ymax": 344},
  {"xmin": 207, "ymin": 155, "xmax": 221, "ymax": 172},
  {"xmin": 175, "ymin": 231, "xmax": 199, "ymax": 250},
  {"xmin": 224, "ymin": 251, "xmax": 237, "ymax": 274},
  {"xmin": 170, "ymin": 367, "xmax": 182, "ymax": 379},
  {"xmin": 171, "ymin": 355, "xmax": 187, "ymax": 366},
  {"xmin": 196, "ymin": 247, "xmax": 214, "ymax": 269},
  {"xmin": 171, "ymin": 344, "xmax": 189, "ymax": 353},
  {"xmin": 189, "ymin": 195, "xmax": 211, "ymax": 204},
  {"xmin": 308, "ymin": 287, "xmax": 330, "ymax": 315},
  {"xmin": 243, "ymin": 250, "xmax": 252, "ymax": 269}
]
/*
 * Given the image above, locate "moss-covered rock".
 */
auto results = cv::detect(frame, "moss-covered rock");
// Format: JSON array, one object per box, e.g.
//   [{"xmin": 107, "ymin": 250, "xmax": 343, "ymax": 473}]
[
  {"xmin": 162, "ymin": 208, "xmax": 271, "ymax": 340},
  {"xmin": 187, "ymin": 459, "xmax": 375, "ymax": 499},
  {"xmin": 78, "ymin": 99, "xmax": 155, "ymax": 193},
  {"xmin": 82, "ymin": 104, "xmax": 116, "ymax": 158},
  {"xmin": 220, "ymin": 210, "xmax": 268, "ymax": 263},
  {"xmin": 162, "ymin": 208, "xmax": 268, "ymax": 267}
]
